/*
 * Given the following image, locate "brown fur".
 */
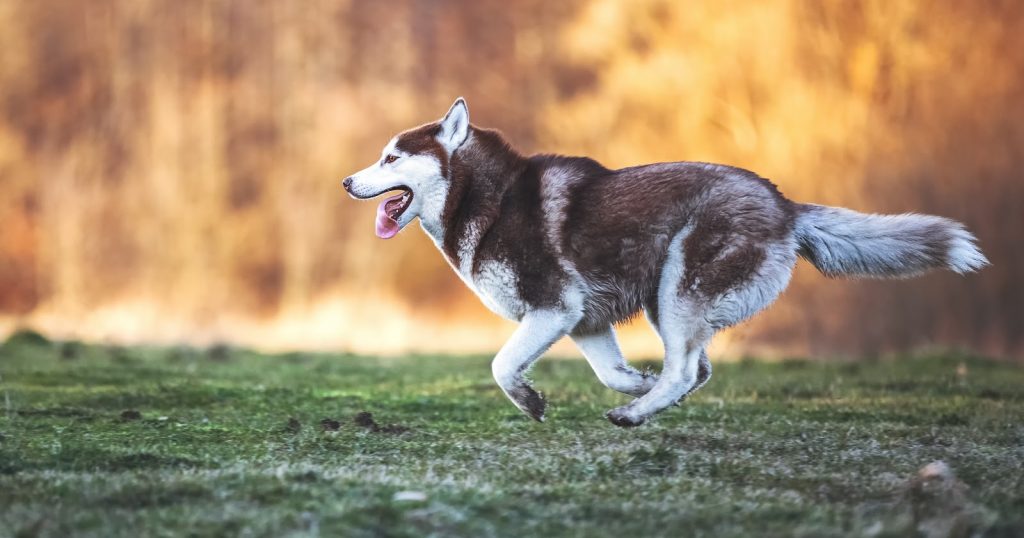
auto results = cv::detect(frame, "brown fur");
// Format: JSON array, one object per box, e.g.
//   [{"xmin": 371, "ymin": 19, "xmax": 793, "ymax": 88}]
[
  {"xmin": 395, "ymin": 123, "xmax": 450, "ymax": 178},
  {"xmin": 507, "ymin": 384, "xmax": 547, "ymax": 422},
  {"xmin": 562, "ymin": 162, "xmax": 796, "ymax": 332},
  {"xmin": 394, "ymin": 124, "xmax": 799, "ymax": 328}
]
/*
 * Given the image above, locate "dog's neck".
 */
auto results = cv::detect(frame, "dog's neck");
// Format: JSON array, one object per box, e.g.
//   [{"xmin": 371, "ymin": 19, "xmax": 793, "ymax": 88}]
[{"xmin": 421, "ymin": 128, "xmax": 528, "ymax": 275}]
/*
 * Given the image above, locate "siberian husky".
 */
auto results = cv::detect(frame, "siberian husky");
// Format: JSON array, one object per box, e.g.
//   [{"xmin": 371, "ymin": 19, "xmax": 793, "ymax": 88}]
[{"xmin": 342, "ymin": 98, "xmax": 988, "ymax": 427}]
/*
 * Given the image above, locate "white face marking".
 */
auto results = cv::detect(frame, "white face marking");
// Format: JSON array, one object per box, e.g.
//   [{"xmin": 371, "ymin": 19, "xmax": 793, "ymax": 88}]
[{"xmin": 344, "ymin": 136, "xmax": 449, "ymax": 237}]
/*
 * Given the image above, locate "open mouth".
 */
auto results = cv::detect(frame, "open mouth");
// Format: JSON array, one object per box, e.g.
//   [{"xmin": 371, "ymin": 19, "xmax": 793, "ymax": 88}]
[{"xmin": 374, "ymin": 187, "xmax": 413, "ymax": 239}]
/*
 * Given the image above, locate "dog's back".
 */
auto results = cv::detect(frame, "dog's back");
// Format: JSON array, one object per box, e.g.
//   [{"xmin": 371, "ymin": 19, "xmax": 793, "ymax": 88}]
[{"xmin": 537, "ymin": 159, "xmax": 797, "ymax": 333}]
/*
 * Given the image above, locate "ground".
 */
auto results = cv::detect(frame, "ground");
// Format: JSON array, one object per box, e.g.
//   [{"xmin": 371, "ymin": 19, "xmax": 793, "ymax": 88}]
[{"xmin": 1, "ymin": 331, "xmax": 1022, "ymax": 537}]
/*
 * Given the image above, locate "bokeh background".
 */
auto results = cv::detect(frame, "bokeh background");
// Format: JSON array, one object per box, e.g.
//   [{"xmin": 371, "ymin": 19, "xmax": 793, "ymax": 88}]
[{"xmin": 0, "ymin": 0, "xmax": 1021, "ymax": 359}]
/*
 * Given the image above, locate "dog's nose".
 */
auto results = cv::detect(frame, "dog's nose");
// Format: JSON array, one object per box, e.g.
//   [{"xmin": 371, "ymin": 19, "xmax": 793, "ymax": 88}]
[{"xmin": 342, "ymin": 177, "xmax": 353, "ymax": 191}]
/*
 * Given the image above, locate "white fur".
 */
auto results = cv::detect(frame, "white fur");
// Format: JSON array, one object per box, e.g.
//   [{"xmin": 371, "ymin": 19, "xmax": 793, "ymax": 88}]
[
  {"xmin": 794, "ymin": 205, "xmax": 989, "ymax": 278},
  {"xmin": 654, "ymin": 229, "xmax": 692, "ymax": 336},
  {"xmin": 473, "ymin": 260, "xmax": 528, "ymax": 321},
  {"xmin": 345, "ymin": 139, "xmax": 449, "ymax": 238},
  {"xmin": 606, "ymin": 229, "xmax": 706, "ymax": 424},
  {"xmin": 539, "ymin": 168, "xmax": 576, "ymax": 252},
  {"xmin": 539, "ymin": 167, "xmax": 594, "ymax": 323},
  {"xmin": 416, "ymin": 174, "xmax": 450, "ymax": 242},
  {"xmin": 452, "ymin": 218, "xmax": 487, "ymax": 277},
  {"xmin": 706, "ymin": 238, "xmax": 798, "ymax": 329},
  {"xmin": 571, "ymin": 327, "xmax": 656, "ymax": 397},
  {"xmin": 438, "ymin": 98, "xmax": 470, "ymax": 153},
  {"xmin": 427, "ymin": 216, "xmax": 529, "ymax": 323},
  {"xmin": 345, "ymin": 98, "xmax": 474, "ymax": 240},
  {"xmin": 946, "ymin": 226, "xmax": 990, "ymax": 274},
  {"xmin": 491, "ymin": 309, "xmax": 581, "ymax": 420}
]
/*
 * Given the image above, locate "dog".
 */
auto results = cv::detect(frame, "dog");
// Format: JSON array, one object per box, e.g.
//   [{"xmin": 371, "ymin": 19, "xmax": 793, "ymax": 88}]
[{"xmin": 342, "ymin": 97, "xmax": 988, "ymax": 427}]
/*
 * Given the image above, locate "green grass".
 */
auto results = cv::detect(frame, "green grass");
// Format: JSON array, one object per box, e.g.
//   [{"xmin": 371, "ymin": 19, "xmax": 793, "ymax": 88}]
[{"xmin": 1, "ymin": 332, "xmax": 1022, "ymax": 537}]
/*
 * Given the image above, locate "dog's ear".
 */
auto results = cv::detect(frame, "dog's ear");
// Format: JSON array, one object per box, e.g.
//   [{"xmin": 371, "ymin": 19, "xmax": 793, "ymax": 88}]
[{"xmin": 438, "ymin": 97, "xmax": 470, "ymax": 153}]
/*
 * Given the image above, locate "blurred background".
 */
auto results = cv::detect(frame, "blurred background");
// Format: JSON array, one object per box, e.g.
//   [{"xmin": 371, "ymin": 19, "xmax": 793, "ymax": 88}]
[{"xmin": 0, "ymin": 0, "xmax": 1020, "ymax": 359}]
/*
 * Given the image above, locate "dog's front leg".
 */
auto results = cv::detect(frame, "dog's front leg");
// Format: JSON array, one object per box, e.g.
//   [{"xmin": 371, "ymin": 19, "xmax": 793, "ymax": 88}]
[{"xmin": 491, "ymin": 310, "xmax": 573, "ymax": 422}]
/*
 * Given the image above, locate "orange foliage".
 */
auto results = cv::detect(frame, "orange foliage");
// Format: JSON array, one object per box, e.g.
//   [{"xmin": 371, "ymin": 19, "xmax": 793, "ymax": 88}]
[{"xmin": 0, "ymin": 1, "xmax": 1020, "ymax": 358}]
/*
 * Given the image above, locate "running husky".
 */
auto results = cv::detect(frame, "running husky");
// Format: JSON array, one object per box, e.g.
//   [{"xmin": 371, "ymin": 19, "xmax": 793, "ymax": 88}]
[{"xmin": 342, "ymin": 98, "xmax": 988, "ymax": 427}]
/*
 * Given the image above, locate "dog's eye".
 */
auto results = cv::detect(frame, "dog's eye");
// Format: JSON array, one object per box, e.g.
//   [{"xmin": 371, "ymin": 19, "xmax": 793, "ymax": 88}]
[{"xmin": 383, "ymin": 154, "xmax": 400, "ymax": 165}]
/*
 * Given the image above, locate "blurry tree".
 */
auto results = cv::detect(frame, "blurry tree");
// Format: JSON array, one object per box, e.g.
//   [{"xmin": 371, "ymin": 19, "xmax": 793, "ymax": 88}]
[{"xmin": 0, "ymin": 0, "xmax": 1019, "ymax": 357}]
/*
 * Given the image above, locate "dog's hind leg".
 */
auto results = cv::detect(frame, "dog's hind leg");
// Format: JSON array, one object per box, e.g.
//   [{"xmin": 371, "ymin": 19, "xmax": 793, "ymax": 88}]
[
  {"xmin": 680, "ymin": 349, "xmax": 712, "ymax": 401},
  {"xmin": 491, "ymin": 310, "xmax": 577, "ymax": 422},
  {"xmin": 607, "ymin": 231, "xmax": 798, "ymax": 427},
  {"xmin": 643, "ymin": 304, "xmax": 711, "ymax": 402},
  {"xmin": 606, "ymin": 304, "xmax": 713, "ymax": 428},
  {"xmin": 606, "ymin": 229, "xmax": 714, "ymax": 427},
  {"xmin": 572, "ymin": 326, "xmax": 658, "ymax": 397}
]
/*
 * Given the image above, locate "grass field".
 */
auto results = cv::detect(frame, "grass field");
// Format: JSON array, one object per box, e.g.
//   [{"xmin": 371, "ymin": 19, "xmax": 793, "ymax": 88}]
[{"xmin": 1, "ymin": 331, "xmax": 1022, "ymax": 537}]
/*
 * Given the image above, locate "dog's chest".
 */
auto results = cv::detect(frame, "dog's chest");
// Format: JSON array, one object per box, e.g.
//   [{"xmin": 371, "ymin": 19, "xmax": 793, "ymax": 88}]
[
  {"xmin": 465, "ymin": 260, "xmax": 527, "ymax": 321},
  {"xmin": 439, "ymin": 220, "xmax": 529, "ymax": 321}
]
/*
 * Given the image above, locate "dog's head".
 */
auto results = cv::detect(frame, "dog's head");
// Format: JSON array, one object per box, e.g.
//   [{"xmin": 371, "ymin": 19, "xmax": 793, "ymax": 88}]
[{"xmin": 343, "ymin": 98, "xmax": 470, "ymax": 239}]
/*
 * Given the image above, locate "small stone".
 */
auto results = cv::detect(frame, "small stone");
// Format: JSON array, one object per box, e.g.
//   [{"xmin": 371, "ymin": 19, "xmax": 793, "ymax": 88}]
[{"xmin": 392, "ymin": 490, "xmax": 427, "ymax": 502}]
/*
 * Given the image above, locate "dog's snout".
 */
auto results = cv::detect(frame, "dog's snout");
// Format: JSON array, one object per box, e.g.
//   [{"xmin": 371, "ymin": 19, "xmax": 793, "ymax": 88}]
[{"xmin": 342, "ymin": 177, "xmax": 353, "ymax": 191}]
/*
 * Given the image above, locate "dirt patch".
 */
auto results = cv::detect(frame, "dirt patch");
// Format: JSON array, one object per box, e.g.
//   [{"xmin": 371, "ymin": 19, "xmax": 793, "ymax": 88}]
[
  {"xmin": 353, "ymin": 411, "xmax": 376, "ymax": 429},
  {"xmin": 206, "ymin": 343, "xmax": 232, "ymax": 361},
  {"xmin": 107, "ymin": 345, "xmax": 136, "ymax": 363},
  {"xmin": 319, "ymin": 418, "xmax": 341, "ymax": 431},
  {"xmin": 119, "ymin": 409, "xmax": 142, "ymax": 421},
  {"xmin": 59, "ymin": 341, "xmax": 82, "ymax": 360},
  {"xmin": 353, "ymin": 411, "xmax": 409, "ymax": 434}
]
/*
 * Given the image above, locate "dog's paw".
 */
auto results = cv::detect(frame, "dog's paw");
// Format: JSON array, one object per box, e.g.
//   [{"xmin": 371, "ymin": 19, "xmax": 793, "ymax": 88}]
[
  {"xmin": 509, "ymin": 384, "xmax": 547, "ymax": 422},
  {"xmin": 605, "ymin": 406, "xmax": 646, "ymax": 428}
]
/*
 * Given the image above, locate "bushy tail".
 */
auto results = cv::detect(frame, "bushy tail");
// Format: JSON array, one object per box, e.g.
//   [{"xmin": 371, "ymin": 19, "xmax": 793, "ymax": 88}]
[{"xmin": 794, "ymin": 204, "xmax": 988, "ymax": 278}]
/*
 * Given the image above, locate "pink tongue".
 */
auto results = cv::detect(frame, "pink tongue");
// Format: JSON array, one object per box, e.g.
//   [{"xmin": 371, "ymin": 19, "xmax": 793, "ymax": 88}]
[{"xmin": 374, "ymin": 195, "xmax": 403, "ymax": 239}]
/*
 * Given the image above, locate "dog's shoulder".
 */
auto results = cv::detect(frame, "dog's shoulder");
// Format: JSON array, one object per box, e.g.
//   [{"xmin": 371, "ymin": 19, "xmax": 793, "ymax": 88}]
[{"xmin": 531, "ymin": 154, "xmax": 609, "ymax": 190}]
